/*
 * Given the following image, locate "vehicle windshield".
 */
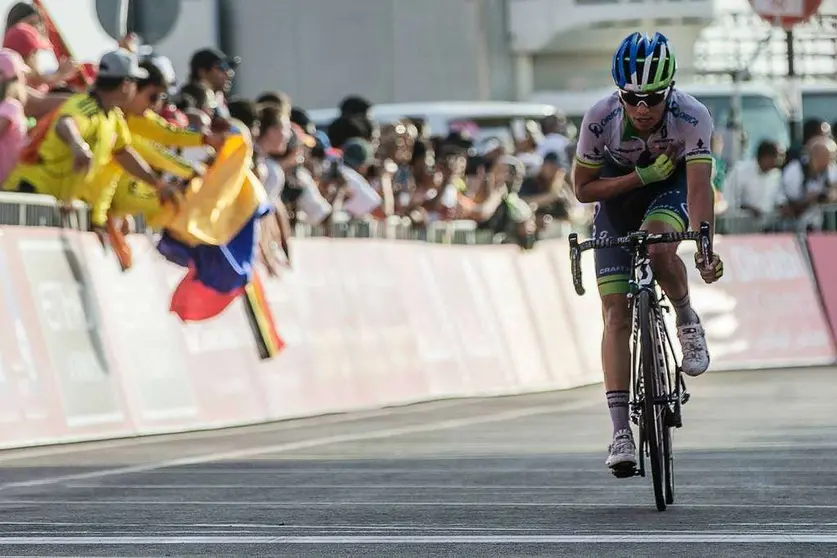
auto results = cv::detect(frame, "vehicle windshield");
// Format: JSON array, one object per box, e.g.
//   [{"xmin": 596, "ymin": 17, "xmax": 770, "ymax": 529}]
[{"xmin": 692, "ymin": 93, "xmax": 790, "ymax": 159}]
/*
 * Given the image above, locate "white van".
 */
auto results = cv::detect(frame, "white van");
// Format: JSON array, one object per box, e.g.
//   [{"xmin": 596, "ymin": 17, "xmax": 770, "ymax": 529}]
[
  {"xmin": 306, "ymin": 101, "xmax": 557, "ymax": 147},
  {"xmin": 531, "ymin": 82, "xmax": 791, "ymax": 159}
]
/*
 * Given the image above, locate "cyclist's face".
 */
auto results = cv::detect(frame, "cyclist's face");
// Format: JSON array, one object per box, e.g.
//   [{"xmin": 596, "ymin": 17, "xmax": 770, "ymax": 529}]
[{"xmin": 619, "ymin": 88, "xmax": 668, "ymax": 131}]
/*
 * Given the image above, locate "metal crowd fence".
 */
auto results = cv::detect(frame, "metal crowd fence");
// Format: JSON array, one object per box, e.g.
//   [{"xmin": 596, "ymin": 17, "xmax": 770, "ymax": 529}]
[{"xmin": 3, "ymin": 192, "xmax": 837, "ymax": 244}]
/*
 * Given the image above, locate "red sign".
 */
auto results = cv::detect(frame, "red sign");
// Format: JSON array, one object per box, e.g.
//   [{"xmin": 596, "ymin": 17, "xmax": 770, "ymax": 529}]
[{"xmin": 749, "ymin": 0, "xmax": 823, "ymax": 29}]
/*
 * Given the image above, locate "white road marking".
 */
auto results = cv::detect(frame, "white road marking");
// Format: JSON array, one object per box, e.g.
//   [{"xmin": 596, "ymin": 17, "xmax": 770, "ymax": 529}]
[
  {"xmin": 101, "ymin": 467, "xmax": 836, "ymax": 475},
  {"xmin": 0, "ymin": 401, "xmax": 596, "ymax": 492},
  {"xmin": 5, "ymin": 500, "xmax": 837, "ymax": 509},
  {"xmin": 0, "ymin": 398, "xmax": 483, "ymax": 464},
  {"xmin": 0, "ymin": 534, "xmax": 835, "ymax": 544},
  {"xmin": 61, "ymin": 484, "xmax": 828, "ymax": 491}
]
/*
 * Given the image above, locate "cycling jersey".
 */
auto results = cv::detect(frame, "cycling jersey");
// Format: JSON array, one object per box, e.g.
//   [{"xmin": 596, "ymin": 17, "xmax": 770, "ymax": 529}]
[
  {"xmin": 577, "ymin": 89, "xmax": 714, "ymax": 296},
  {"xmin": 575, "ymin": 89, "xmax": 713, "ymax": 170}
]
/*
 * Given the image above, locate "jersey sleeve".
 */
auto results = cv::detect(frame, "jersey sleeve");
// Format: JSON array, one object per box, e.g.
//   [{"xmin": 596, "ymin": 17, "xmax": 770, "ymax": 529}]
[
  {"xmin": 128, "ymin": 110, "xmax": 204, "ymax": 148},
  {"xmin": 683, "ymin": 103, "xmax": 713, "ymax": 165},
  {"xmin": 133, "ymin": 136, "xmax": 196, "ymax": 179},
  {"xmin": 574, "ymin": 109, "xmax": 606, "ymax": 169},
  {"xmin": 113, "ymin": 111, "xmax": 132, "ymax": 152}
]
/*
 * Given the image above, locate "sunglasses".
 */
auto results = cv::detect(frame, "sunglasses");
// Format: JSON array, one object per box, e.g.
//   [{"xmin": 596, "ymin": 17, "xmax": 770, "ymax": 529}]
[
  {"xmin": 619, "ymin": 87, "xmax": 669, "ymax": 108},
  {"xmin": 149, "ymin": 92, "xmax": 168, "ymax": 104}
]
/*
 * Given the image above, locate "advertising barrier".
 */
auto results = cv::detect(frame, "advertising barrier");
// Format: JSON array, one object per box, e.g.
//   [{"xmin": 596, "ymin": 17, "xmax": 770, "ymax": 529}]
[
  {"xmin": 0, "ymin": 227, "xmax": 831, "ymax": 449},
  {"xmin": 805, "ymin": 234, "xmax": 837, "ymax": 345},
  {"xmin": 678, "ymin": 234, "xmax": 836, "ymax": 370}
]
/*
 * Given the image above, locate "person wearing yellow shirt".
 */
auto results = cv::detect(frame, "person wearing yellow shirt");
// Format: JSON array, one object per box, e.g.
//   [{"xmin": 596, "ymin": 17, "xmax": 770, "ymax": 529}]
[
  {"xmin": 3, "ymin": 49, "xmax": 177, "ymax": 234},
  {"xmin": 96, "ymin": 59, "xmax": 226, "ymax": 229}
]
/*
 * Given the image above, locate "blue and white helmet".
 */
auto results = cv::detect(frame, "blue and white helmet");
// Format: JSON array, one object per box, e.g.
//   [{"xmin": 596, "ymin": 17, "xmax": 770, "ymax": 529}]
[{"xmin": 611, "ymin": 32, "xmax": 677, "ymax": 93}]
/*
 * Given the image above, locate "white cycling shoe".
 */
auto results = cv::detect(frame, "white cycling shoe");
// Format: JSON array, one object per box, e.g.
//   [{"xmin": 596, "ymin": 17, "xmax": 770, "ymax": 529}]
[
  {"xmin": 606, "ymin": 429, "xmax": 637, "ymax": 473},
  {"xmin": 678, "ymin": 322, "xmax": 710, "ymax": 377}
]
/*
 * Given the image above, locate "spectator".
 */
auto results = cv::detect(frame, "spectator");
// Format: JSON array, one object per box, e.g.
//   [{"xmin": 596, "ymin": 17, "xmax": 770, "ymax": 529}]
[
  {"xmin": 723, "ymin": 140, "xmax": 784, "ymax": 228},
  {"xmin": 516, "ymin": 121, "xmax": 545, "ymax": 177},
  {"xmin": 256, "ymin": 90, "xmax": 291, "ymax": 114},
  {"xmin": 784, "ymin": 118, "xmax": 831, "ymax": 169},
  {"xmin": 227, "ymin": 96, "xmax": 259, "ymax": 139},
  {"xmin": 337, "ymin": 137, "xmax": 381, "ymax": 219},
  {"xmin": 778, "ymin": 137, "xmax": 837, "ymax": 232},
  {"xmin": 4, "ymin": 49, "xmax": 169, "ymax": 231},
  {"xmin": 0, "ymin": 48, "xmax": 27, "ymax": 184},
  {"xmin": 433, "ymin": 142, "xmax": 468, "ymax": 222},
  {"xmin": 186, "ymin": 48, "xmax": 240, "ymax": 119},
  {"xmin": 536, "ymin": 113, "xmax": 570, "ymax": 166},
  {"xmin": 104, "ymin": 59, "xmax": 203, "ymax": 231},
  {"xmin": 255, "ymin": 106, "xmax": 291, "ymax": 201},
  {"xmin": 252, "ymin": 106, "xmax": 295, "ymax": 273},
  {"xmin": 176, "ymin": 80, "xmax": 217, "ymax": 117},
  {"xmin": 327, "ymin": 94, "xmax": 374, "ymax": 148},
  {"xmin": 291, "ymin": 106, "xmax": 316, "ymax": 136},
  {"xmin": 519, "ymin": 152, "xmax": 570, "ymax": 233},
  {"xmin": 3, "ymin": 2, "xmax": 75, "ymax": 92}
]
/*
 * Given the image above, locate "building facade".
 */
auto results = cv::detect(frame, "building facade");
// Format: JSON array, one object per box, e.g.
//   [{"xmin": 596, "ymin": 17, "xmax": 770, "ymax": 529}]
[{"xmin": 6, "ymin": 0, "xmax": 837, "ymax": 109}]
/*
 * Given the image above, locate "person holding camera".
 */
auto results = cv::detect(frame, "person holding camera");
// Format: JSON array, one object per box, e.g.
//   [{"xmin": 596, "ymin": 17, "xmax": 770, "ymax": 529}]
[{"xmin": 778, "ymin": 136, "xmax": 837, "ymax": 232}]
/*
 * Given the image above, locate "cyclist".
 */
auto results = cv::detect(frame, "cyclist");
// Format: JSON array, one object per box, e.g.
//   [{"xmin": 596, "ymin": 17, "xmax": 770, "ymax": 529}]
[{"xmin": 572, "ymin": 32, "xmax": 724, "ymax": 474}]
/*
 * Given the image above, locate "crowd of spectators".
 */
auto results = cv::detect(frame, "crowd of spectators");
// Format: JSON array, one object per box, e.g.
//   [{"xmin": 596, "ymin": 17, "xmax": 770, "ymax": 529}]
[
  {"xmin": 0, "ymin": 1, "xmax": 584, "ymax": 278},
  {"xmin": 717, "ymin": 118, "xmax": 837, "ymax": 233}
]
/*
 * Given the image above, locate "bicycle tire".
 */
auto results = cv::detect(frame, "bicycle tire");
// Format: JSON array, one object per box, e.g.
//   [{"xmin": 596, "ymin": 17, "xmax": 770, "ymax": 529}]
[
  {"xmin": 656, "ymin": 317, "xmax": 676, "ymax": 505},
  {"xmin": 664, "ymin": 418, "xmax": 674, "ymax": 504},
  {"xmin": 638, "ymin": 289, "xmax": 666, "ymax": 511}
]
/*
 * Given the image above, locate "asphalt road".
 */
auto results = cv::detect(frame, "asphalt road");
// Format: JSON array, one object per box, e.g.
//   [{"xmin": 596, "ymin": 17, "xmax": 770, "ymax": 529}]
[{"xmin": 0, "ymin": 367, "xmax": 835, "ymax": 556}]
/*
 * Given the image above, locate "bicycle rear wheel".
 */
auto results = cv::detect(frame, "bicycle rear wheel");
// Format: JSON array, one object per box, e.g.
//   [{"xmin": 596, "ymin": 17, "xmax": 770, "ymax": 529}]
[{"xmin": 637, "ymin": 289, "xmax": 666, "ymax": 511}]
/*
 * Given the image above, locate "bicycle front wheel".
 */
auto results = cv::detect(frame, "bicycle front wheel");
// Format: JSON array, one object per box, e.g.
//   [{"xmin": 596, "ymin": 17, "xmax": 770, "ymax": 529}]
[{"xmin": 638, "ymin": 289, "xmax": 666, "ymax": 512}]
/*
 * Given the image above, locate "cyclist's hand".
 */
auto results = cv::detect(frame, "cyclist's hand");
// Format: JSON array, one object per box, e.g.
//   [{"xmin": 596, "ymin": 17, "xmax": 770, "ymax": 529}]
[
  {"xmin": 636, "ymin": 154, "xmax": 676, "ymax": 186},
  {"xmin": 694, "ymin": 252, "xmax": 723, "ymax": 284}
]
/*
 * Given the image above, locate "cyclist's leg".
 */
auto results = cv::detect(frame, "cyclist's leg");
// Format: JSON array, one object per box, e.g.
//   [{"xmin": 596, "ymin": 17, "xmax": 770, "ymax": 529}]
[
  {"xmin": 640, "ymin": 168, "xmax": 709, "ymax": 376},
  {"xmin": 593, "ymin": 194, "xmax": 638, "ymax": 470}
]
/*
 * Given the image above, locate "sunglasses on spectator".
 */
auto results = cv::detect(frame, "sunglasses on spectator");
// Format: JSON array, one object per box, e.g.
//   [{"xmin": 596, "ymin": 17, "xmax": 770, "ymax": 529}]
[
  {"xmin": 215, "ymin": 62, "xmax": 233, "ymax": 73},
  {"xmin": 619, "ymin": 87, "xmax": 669, "ymax": 108}
]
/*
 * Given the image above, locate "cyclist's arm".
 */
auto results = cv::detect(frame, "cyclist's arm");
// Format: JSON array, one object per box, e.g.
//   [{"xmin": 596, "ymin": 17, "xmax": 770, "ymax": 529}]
[
  {"xmin": 686, "ymin": 161, "xmax": 714, "ymax": 234},
  {"xmin": 683, "ymin": 104, "xmax": 716, "ymax": 237},
  {"xmin": 572, "ymin": 161, "xmax": 643, "ymax": 203},
  {"xmin": 572, "ymin": 105, "xmax": 644, "ymax": 202}
]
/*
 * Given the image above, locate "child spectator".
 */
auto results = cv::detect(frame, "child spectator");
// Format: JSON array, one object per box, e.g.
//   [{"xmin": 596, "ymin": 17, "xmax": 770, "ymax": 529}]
[{"xmin": 0, "ymin": 48, "xmax": 28, "ymax": 184}]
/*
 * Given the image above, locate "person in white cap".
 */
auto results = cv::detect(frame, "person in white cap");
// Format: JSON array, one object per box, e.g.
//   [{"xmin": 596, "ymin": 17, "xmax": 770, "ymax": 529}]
[{"xmin": 3, "ymin": 49, "xmax": 179, "ymax": 236}]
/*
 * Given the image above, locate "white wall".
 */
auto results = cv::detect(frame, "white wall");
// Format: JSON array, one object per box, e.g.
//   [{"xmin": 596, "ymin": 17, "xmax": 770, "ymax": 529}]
[{"xmin": 224, "ymin": 0, "xmax": 507, "ymax": 109}]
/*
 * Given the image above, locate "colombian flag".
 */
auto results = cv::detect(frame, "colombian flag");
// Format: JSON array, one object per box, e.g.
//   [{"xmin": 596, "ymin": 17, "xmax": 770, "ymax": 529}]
[{"xmin": 159, "ymin": 131, "xmax": 284, "ymax": 359}]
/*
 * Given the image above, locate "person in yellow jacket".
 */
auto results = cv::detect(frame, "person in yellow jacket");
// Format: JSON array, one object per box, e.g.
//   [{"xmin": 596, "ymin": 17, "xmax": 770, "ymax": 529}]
[
  {"xmin": 3, "ymin": 50, "xmax": 178, "ymax": 229},
  {"xmin": 94, "ymin": 59, "xmax": 226, "ymax": 229}
]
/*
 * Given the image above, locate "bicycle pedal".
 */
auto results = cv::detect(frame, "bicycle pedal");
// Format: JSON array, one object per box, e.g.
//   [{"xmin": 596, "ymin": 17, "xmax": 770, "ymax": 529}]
[
  {"xmin": 611, "ymin": 465, "xmax": 638, "ymax": 479},
  {"xmin": 666, "ymin": 408, "xmax": 683, "ymax": 428}
]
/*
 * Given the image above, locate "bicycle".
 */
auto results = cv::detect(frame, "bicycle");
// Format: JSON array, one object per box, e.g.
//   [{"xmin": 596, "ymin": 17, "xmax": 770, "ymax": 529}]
[{"xmin": 568, "ymin": 221, "xmax": 713, "ymax": 511}]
